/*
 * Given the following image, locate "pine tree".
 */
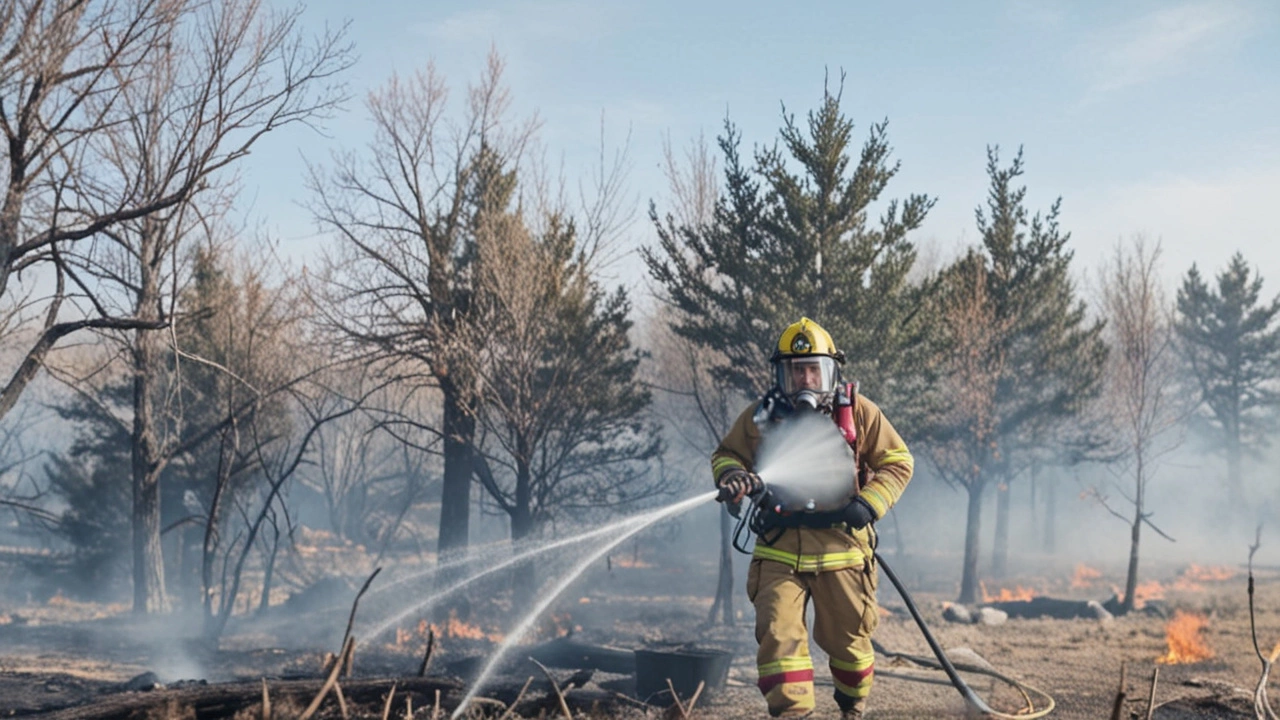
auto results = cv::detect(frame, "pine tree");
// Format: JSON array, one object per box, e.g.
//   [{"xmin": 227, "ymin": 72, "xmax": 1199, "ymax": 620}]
[
  {"xmin": 925, "ymin": 147, "xmax": 1105, "ymax": 603},
  {"xmin": 44, "ymin": 387, "xmax": 135, "ymax": 597},
  {"xmin": 1175, "ymin": 253, "xmax": 1280, "ymax": 502},
  {"xmin": 645, "ymin": 78, "xmax": 935, "ymax": 406}
]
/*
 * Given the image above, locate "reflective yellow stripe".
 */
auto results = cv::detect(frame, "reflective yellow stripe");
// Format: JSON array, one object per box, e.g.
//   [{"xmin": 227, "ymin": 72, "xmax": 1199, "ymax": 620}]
[
  {"xmin": 711, "ymin": 456, "xmax": 745, "ymax": 477},
  {"xmin": 830, "ymin": 655, "xmax": 874, "ymax": 672},
  {"xmin": 753, "ymin": 545, "xmax": 866, "ymax": 572},
  {"xmin": 759, "ymin": 656, "xmax": 813, "ymax": 675},
  {"xmin": 832, "ymin": 675, "xmax": 874, "ymax": 698},
  {"xmin": 830, "ymin": 655, "xmax": 875, "ymax": 696},
  {"xmin": 859, "ymin": 487, "xmax": 889, "ymax": 518},
  {"xmin": 877, "ymin": 447, "xmax": 913, "ymax": 467}
]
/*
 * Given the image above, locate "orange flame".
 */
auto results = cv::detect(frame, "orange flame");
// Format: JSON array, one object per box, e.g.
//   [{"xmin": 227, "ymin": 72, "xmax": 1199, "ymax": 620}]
[
  {"xmin": 392, "ymin": 619, "xmax": 435, "ymax": 648},
  {"xmin": 611, "ymin": 555, "xmax": 652, "ymax": 569},
  {"xmin": 538, "ymin": 612, "xmax": 577, "ymax": 639},
  {"xmin": 980, "ymin": 581, "xmax": 1037, "ymax": 602},
  {"xmin": 1155, "ymin": 611, "xmax": 1213, "ymax": 664},
  {"xmin": 1071, "ymin": 564, "xmax": 1101, "ymax": 589},
  {"xmin": 446, "ymin": 610, "xmax": 505, "ymax": 642},
  {"xmin": 1175, "ymin": 564, "xmax": 1235, "ymax": 590},
  {"xmin": 394, "ymin": 626, "xmax": 413, "ymax": 646},
  {"xmin": 1131, "ymin": 580, "xmax": 1165, "ymax": 609}
]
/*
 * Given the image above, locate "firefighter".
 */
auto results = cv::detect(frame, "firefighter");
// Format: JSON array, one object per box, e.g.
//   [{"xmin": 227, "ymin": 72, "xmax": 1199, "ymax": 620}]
[{"xmin": 713, "ymin": 318, "xmax": 914, "ymax": 720}]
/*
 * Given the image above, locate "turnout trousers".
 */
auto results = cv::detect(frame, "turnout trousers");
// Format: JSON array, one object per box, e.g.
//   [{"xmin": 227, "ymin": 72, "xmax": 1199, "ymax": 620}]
[{"xmin": 747, "ymin": 555, "xmax": 879, "ymax": 717}]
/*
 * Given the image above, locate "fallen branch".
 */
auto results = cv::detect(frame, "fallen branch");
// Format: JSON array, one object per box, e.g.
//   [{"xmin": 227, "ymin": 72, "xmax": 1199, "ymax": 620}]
[
  {"xmin": 300, "ymin": 637, "xmax": 355, "ymax": 720},
  {"xmin": 381, "ymin": 682, "xmax": 397, "ymax": 720},
  {"xmin": 335, "ymin": 681, "xmax": 349, "ymax": 719},
  {"xmin": 1248, "ymin": 525, "xmax": 1280, "ymax": 720},
  {"xmin": 530, "ymin": 657, "xmax": 573, "ymax": 720},
  {"xmin": 34, "ymin": 676, "xmax": 463, "ymax": 720},
  {"xmin": 342, "ymin": 567, "xmax": 383, "ymax": 677},
  {"xmin": 608, "ymin": 690, "xmax": 654, "ymax": 710},
  {"xmin": 1145, "ymin": 666, "xmax": 1159, "ymax": 720},
  {"xmin": 685, "ymin": 680, "xmax": 706, "ymax": 715},
  {"xmin": 419, "ymin": 627, "xmax": 436, "ymax": 677},
  {"xmin": 261, "ymin": 678, "xmax": 270, "ymax": 720},
  {"xmin": 666, "ymin": 678, "xmax": 688, "ymax": 720},
  {"xmin": 1109, "ymin": 660, "xmax": 1126, "ymax": 720},
  {"xmin": 496, "ymin": 676, "xmax": 535, "ymax": 720}
]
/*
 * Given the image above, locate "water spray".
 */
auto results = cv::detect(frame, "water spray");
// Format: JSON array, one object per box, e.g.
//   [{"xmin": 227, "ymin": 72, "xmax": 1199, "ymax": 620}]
[
  {"xmin": 450, "ymin": 490, "xmax": 718, "ymax": 719},
  {"xmin": 358, "ymin": 509, "xmax": 665, "ymax": 643}
]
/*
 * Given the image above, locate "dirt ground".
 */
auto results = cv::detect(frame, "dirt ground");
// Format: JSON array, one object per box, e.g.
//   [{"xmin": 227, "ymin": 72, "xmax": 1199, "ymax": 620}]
[{"xmin": 2, "ymin": 550, "xmax": 1278, "ymax": 720}]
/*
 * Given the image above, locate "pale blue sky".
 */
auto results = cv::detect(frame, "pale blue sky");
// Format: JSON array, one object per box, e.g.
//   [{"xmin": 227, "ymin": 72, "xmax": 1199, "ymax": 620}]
[{"xmin": 250, "ymin": 0, "xmax": 1280, "ymax": 301}]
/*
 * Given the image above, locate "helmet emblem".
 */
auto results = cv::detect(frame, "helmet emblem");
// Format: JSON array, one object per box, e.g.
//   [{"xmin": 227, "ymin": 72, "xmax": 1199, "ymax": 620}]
[{"xmin": 790, "ymin": 334, "xmax": 811, "ymax": 353}]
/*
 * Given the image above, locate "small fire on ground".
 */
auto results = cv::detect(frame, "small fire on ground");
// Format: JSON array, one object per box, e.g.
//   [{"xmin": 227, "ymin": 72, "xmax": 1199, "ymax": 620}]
[
  {"xmin": 1071, "ymin": 564, "xmax": 1101, "ymax": 588},
  {"xmin": 1155, "ymin": 610, "xmax": 1214, "ymax": 665},
  {"xmin": 394, "ymin": 612, "xmax": 506, "ymax": 646},
  {"xmin": 1072, "ymin": 564, "xmax": 1235, "ymax": 601},
  {"xmin": 393, "ymin": 610, "xmax": 577, "ymax": 647},
  {"xmin": 1173, "ymin": 564, "xmax": 1236, "ymax": 591},
  {"xmin": 980, "ymin": 581, "xmax": 1037, "ymax": 603}
]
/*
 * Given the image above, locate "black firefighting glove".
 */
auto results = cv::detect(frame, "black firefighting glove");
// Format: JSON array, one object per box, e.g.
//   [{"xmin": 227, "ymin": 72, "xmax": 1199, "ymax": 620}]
[
  {"xmin": 715, "ymin": 468, "xmax": 762, "ymax": 504},
  {"xmin": 841, "ymin": 497, "xmax": 878, "ymax": 530}
]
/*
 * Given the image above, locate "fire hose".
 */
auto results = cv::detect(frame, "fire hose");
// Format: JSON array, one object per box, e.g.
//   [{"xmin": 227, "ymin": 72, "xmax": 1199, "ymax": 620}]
[
  {"xmin": 725, "ymin": 486, "xmax": 1056, "ymax": 718},
  {"xmin": 873, "ymin": 550, "xmax": 1056, "ymax": 718}
]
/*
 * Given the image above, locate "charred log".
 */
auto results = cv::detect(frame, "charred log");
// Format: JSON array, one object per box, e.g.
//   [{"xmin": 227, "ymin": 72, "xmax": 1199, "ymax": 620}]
[
  {"xmin": 982, "ymin": 597, "xmax": 1114, "ymax": 621},
  {"xmin": 23, "ymin": 676, "xmax": 465, "ymax": 720}
]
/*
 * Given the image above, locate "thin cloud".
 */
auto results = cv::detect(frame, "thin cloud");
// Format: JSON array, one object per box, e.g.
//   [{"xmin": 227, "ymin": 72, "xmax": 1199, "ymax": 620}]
[
  {"xmin": 411, "ymin": 2, "xmax": 613, "ymax": 48},
  {"xmin": 1081, "ymin": 1, "xmax": 1255, "ymax": 96},
  {"xmin": 1071, "ymin": 166, "xmax": 1280, "ymax": 284}
]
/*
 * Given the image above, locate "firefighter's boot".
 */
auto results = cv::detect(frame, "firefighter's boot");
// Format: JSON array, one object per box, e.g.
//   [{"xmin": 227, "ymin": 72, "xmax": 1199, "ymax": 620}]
[{"xmin": 837, "ymin": 695, "xmax": 867, "ymax": 720}]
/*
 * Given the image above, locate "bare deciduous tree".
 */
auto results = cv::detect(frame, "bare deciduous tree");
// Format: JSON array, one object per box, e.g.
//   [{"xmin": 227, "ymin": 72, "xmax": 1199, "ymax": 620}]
[
  {"xmin": 177, "ymin": 241, "xmax": 308, "ymax": 632},
  {"xmin": 2, "ymin": 0, "xmax": 350, "ymax": 613},
  {"xmin": 1090, "ymin": 237, "xmax": 1184, "ymax": 615},
  {"xmin": 0, "ymin": 0, "xmax": 351, "ymax": 425},
  {"xmin": 0, "ymin": 402, "xmax": 54, "ymax": 531},
  {"xmin": 309, "ymin": 51, "xmax": 537, "ymax": 562},
  {"xmin": 645, "ymin": 131, "xmax": 741, "ymax": 625},
  {"xmin": 201, "ymin": 369, "xmax": 388, "ymax": 642},
  {"xmin": 299, "ymin": 368, "xmax": 436, "ymax": 553},
  {"xmin": 465, "ymin": 180, "xmax": 664, "ymax": 601}
]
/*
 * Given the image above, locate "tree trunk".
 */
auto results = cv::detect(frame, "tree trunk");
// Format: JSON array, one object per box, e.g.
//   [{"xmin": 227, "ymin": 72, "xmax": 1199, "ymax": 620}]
[
  {"xmin": 1120, "ymin": 504, "xmax": 1142, "ymax": 616},
  {"xmin": 131, "ymin": 231, "xmax": 168, "ymax": 615},
  {"xmin": 1043, "ymin": 476, "xmax": 1057, "ymax": 554},
  {"xmin": 438, "ymin": 385, "xmax": 474, "ymax": 557},
  {"xmin": 258, "ymin": 519, "xmax": 280, "ymax": 613},
  {"xmin": 510, "ymin": 452, "xmax": 535, "ymax": 606},
  {"xmin": 201, "ymin": 434, "xmax": 234, "ymax": 630},
  {"xmin": 1121, "ymin": 452, "xmax": 1147, "ymax": 616},
  {"xmin": 958, "ymin": 481, "xmax": 985, "ymax": 604},
  {"xmin": 180, "ymin": 525, "xmax": 202, "ymax": 612},
  {"xmin": 1226, "ymin": 431, "xmax": 1242, "ymax": 504},
  {"xmin": 1029, "ymin": 465, "xmax": 1038, "ymax": 529},
  {"xmin": 992, "ymin": 479, "xmax": 1010, "ymax": 579}
]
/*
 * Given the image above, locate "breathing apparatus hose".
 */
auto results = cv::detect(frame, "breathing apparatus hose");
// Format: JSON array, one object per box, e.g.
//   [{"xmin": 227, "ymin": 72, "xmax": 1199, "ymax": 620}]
[{"xmin": 874, "ymin": 551, "xmax": 1057, "ymax": 719}]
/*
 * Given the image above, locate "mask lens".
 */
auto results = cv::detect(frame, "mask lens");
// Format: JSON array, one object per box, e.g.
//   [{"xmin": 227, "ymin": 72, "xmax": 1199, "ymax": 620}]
[{"xmin": 777, "ymin": 356, "xmax": 837, "ymax": 396}]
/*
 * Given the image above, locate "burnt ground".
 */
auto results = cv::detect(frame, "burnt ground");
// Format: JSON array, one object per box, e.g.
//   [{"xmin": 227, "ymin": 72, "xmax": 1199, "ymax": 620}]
[{"xmin": 1, "ymin": 550, "xmax": 1278, "ymax": 720}]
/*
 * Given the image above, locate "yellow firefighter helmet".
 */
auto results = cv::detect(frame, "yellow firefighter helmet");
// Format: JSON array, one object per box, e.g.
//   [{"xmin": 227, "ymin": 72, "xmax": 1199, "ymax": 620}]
[
  {"xmin": 773, "ymin": 317, "xmax": 842, "ymax": 360},
  {"xmin": 770, "ymin": 318, "xmax": 845, "ymax": 405}
]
